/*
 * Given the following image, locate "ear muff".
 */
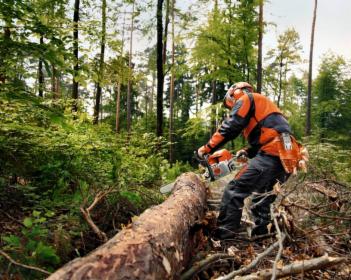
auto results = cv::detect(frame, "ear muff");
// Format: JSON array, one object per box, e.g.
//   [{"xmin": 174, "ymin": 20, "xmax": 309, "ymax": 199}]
[
  {"xmin": 233, "ymin": 88, "xmax": 244, "ymax": 99},
  {"xmin": 223, "ymin": 89, "xmax": 235, "ymax": 109}
]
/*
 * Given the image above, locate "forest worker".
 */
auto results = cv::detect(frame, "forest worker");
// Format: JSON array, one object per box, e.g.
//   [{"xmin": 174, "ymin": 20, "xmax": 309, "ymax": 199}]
[{"xmin": 197, "ymin": 82, "xmax": 307, "ymax": 239}]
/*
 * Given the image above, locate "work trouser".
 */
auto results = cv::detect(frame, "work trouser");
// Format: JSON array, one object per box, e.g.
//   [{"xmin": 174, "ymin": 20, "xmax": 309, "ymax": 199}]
[{"xmin": 217, "ymin": 152, "xmax": 289, "ymax": 234}]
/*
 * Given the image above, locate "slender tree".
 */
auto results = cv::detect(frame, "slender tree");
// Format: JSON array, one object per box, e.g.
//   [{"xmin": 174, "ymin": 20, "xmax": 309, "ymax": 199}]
[
  {"xmin": 38, "ymin": 35, "xmax": 44, "ymax": 97},
  {"xmin": 116, "ymin": 11, "xmax": 127, "ymax": 133},
  {"xmin": 211, "ymin": 79, "xmax": 217, "ymax": 134},
  {"xmin": 169, "ymin": 0, "xmax": 175, "ymax": 164},
  {"xmin": 93, "ymin": 0, "xmax": 107, "ymax": 124},
  {"xmin": 162, "ymin": 0, "xmax": 170, "ymax": 65},
  {"xmin": 156, "ymin": 0, "xmax": 164, "ymax": 136},
  {"xmin": 256, "ymin": 0, "xmax": 263, "ymax": 93},
  {"xmin": 72, "ymin": 0, "xmax": 80, "ymax": 111},
  {"xmin": 126, "ymin": 1, "xmax": 135, "ymax": 134},
  {"xmin": 305, "ymin": 0, "xmax": 318, "ymax": 136}
]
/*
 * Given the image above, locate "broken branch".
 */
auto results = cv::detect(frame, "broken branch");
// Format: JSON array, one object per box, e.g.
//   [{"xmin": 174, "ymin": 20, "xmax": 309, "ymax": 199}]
[
  {"xmin": 181, "ymin": 253, "xmax": 233, "ymax": 280},
  {"xmin": 216, "ymin": 236, "xmax": 285, "ymax": 280},
  {"xmin": 0, "ymin": 249, "xmax": 50, "ymax": 276},
  {"xmin": 233, "ymin": 254, "xmax": 346, "ymax": 280}
]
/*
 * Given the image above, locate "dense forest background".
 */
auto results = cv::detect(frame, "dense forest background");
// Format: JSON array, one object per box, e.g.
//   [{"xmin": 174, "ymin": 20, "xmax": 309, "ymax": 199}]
[{"xmin": 0, "ymin": 0, "xmax": 350, "ymax": 278}]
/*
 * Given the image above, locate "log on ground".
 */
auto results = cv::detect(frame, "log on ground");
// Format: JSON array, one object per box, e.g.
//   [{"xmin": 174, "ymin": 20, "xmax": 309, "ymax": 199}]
[{"xmin": 47, "ymin": 172, "xmax": 207, "ymax": 280}]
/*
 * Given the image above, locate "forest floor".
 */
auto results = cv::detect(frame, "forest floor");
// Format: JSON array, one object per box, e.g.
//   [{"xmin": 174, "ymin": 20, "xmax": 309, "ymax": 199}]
[{"xmin": 181, "ymin": 175, "xmax": 351, "ymax": 280}]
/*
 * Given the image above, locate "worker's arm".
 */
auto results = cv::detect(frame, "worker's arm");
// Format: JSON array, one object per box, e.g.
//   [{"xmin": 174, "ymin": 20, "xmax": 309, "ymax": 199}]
[{"xmin": 200, "ymin": 94, "xmax": 254, "ymax": 154}]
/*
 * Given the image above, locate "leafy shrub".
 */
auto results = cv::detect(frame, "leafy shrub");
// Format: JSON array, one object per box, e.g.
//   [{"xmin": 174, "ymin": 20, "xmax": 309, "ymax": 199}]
[
  {"xmin": 1, "ymin": 211, "xmax": 60, "ymax": 278},
  {"xmin": 0, "ymin": 94, "xmax": 167, "ymax": 276}
]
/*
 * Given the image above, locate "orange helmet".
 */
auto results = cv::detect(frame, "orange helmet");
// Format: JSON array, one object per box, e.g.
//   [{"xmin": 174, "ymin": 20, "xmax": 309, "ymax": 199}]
[{"xmin": 223, "ymin": 82, "xmax": 253, "ymax": 109}]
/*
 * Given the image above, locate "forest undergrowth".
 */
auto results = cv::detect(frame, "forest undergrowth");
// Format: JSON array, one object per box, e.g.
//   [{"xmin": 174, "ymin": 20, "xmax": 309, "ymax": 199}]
[{"xmin": 0, "ymin": 93, "xmax": 188, "ymax": 279}]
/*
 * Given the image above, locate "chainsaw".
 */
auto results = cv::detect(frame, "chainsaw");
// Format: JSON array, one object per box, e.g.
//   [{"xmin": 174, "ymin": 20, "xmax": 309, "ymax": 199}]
[{"xmin": 160, "ymin": 149, "xmax": 239, "ymax": 194}]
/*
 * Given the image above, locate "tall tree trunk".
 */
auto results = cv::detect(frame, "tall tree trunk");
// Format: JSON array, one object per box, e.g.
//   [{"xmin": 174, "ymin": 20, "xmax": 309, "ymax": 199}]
[
  {"xmin": 72, "ymin": 0, "xmax": 80, "ymax": 111},
  {"xmin": 145, "ymin": 91, "xmax": 149, "ymax": 131},
  {"xmin": 38, "ymin": 35, "xmax": 44, "ymax": 97},
  {"xmin": 211, "ymin": 79, "xmax": 217, "ymax": 134},
  {"xmin": 162, "ymin": 0, "xmax": 170, "ymax": 65},
  {"xmin": 169, "ymin": 0, "xmax": 175, "ymax": 165},
  {"xmin": 115, "ymin": 11, "xmax": 126, "ymax": 133},
  {"xmin": 115, "ymin": 85, "xmax": 121, "ymax": 132},
  {"xmin": 195, "ymin": 82, "xmax": 199, "ymax": 114},
  {"xmin": 277, "ymin": 56, "xmax": 283, "ymax": 107},
  {"xmin": 93, "ymin": 0, "xmax": 106, "ymax": 125},
  {"xmin": 305, "ymin": 0, "xmax": 317, "ymax": 136},
  {"xmin": 256, "ymin": 0, "xmax": 263, "ymax": 93},
  {"xmin": 126, "ymin": 1, "xmax": 135, "ymax": 134},
  {"xmin": 150, "ymin": 71, "xmax": 155, "ymax": 113},
  {"xmin": 51, "ymin": 65, "xmax": 60, "ymax": 99},
  {"xmin": 0, "ymin": 27, "xmax": 11, "ymax": 84},
  {"xmin": 156, "ymin": 0, "xmax": 164, "ymax": 136},
  {"xmin": 100, "ymin": 91, "xmax": 103, "ymax": 121}
]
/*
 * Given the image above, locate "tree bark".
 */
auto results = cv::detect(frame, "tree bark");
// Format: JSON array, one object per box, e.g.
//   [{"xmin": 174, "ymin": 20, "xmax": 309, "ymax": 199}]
[
  {"xmin": 47, "ymin": 172, "xmax": 207, "ymax": 280},
  {"xmin": 126, "ymin": 1, "xmax": 135, "ymax": 134},
  {"xmin": 156, "ymin": 0, "xmax": 164, "ymax": 136},
  {"xmin": 277, "ymin": 57, "xmax": 283, "ymax": 107},
  {"xmin": 305, "ymin": 0, "xmax": 317, "ymax": 136},
  {"xmin": 211, "ymin": 79, "xmax": 217, "ymax": 134},
  {"xmin": 162, "ymin": 0, "xmax": 170, "ymax": 65},
  {"xmin": 72, "ymin": 0, "xmax": 80, "ymax": 112},
  {"xmin": 93, "ymin": 0, "xmax": 107, "ymax": 124},
  {"xmin": 52, "ymin": 65, "xmax": 60, "ymax": 99},
  {"xmin": 0, "ymin": 26, "xmax": 11, "ymax": 84},
  {"xmin": 115, "ymin": 10, "xmax": 126, "ymax": 133},
  {"xmin": 256, "ymin": 0, "xmax": 263, "ymax": 93},
  {"xmin": 38, "ymin": 35, "xmax": 44, "ymax": 97},
  {"xmin": 169, "ymin": 0, "xmax": 175, "ymax": 165}
]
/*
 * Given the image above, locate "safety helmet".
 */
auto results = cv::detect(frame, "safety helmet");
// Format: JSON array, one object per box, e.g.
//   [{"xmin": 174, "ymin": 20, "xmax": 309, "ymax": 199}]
[{"xmin": 223, "ymin": 82, "xmax": 254, "ymax": 109}]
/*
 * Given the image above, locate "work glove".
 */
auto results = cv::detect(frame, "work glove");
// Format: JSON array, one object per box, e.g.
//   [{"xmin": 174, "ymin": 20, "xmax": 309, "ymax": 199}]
[
  {"xmin": 197, "ymin": 145, "xmax": 211, "ymax": 159},
  {"xmin": 298, "ymin": 146, "xmax": 309, "ymax": 173},
  {"xmin": 235, "ymin": 149, "xmax": 248, "ymax": 163}
]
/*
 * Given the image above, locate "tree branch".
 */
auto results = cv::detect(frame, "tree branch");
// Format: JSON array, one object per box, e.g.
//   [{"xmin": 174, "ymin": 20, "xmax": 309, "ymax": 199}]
[
  {"xmin": 181, "ymin": 253, "xmax": 233, "ymax": 280},
  {"xmin": 233, "ymin": 255, "xmax": 346, "ymax": 280},
  {"xmin": 0, "ymin": 249, "xmax": 50, "ymax": 276},
  {"xmin": 215, "ymin": 237, "xmax": 284, "ymax": 280}
]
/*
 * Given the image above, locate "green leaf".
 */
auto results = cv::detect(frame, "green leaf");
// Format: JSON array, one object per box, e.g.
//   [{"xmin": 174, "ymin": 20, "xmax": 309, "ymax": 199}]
[
  {"xmin": 33, "ymin": 210, "xmax": 41, "ymax": 217},
  {"xmin": 45, "ymin": 211, "xmax": 55, "ymax": 218},
  {"xmin": 23, "ymin": 217, "xmax": 33, "ymax": 228},
  {"xmin": 35, "ymin": 242, "xmax": 60, "ymax": 265},
  {"xmin": 3, "ymin": 235, "xmax": 21, "ymax": 248}
]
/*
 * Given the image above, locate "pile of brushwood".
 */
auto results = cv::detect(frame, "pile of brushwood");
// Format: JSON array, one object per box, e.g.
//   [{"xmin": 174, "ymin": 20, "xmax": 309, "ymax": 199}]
[{"xmin": 181, "ymin": 175, "xmax": 351, "ymax": 280}]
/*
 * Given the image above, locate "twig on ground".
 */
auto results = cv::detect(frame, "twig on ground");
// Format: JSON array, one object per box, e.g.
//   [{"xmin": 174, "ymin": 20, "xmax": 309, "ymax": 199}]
[
  {"xmin": 0, "ymin": 249, "xmax": 50, "ymax": 275},
  {"xmin": 215, "ymin": 237, "xmax": 284, "ymax": 280},
  {"xmin": 285, "ymin": 202, "xmax": 351, "ymax": 221},
  {"xmin": 180, "ymin": 253, "xmax": 233, "ymax": 280},
  {"xmin": 0, "ymin": 209, "xmax": 23, "ymax": 226},
  {"xmin": 232, "ymin": 254, "xmax": 346, "ymax": 280},
  {"xmin": 270, "ymin": 205, "xmax": 284, "ymax": 280},
  {"xmin": 311, "ymin": 179, "xmax": 349, "ymax": 189}
]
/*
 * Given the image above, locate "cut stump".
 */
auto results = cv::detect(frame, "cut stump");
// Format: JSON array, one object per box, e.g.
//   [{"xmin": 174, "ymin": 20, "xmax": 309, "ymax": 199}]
[{"xmin": 47, "ymin": 172, "xmax": 207, "ymax": 280}]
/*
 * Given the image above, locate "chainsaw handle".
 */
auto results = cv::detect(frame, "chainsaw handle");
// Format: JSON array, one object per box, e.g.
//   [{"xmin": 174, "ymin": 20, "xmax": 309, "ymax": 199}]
[{"xmin": 193, "ymin": 151, "xmax": 216, "ymax": 181}]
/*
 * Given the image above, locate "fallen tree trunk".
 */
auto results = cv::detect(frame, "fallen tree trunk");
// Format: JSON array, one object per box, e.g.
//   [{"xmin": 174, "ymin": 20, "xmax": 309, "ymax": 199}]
[{"xmin": 48, "ymin": 172, "xmax": 207, "ymax": 280}]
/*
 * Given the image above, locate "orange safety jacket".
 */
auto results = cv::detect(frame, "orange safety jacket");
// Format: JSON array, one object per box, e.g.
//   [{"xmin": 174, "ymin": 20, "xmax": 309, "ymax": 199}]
[{"xmin": 206, "ymin": 92, "xmax": 292, "ymax": 158}]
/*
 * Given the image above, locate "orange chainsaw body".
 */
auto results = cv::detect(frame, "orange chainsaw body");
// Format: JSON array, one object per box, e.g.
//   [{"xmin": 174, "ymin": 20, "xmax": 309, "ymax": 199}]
[{"xmin": 206, "ymin": 149, "xmax": 235, "ymax": 179}]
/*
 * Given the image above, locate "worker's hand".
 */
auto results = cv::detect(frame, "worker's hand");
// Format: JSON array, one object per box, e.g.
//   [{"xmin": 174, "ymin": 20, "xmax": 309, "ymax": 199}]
[
  {"xmin": 197, "ymin": 145, "xmax": 211, "ymax": 159},
  {"xmin": 235, "ymin": 149, "xmax": 248, "ymax": 162}
]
